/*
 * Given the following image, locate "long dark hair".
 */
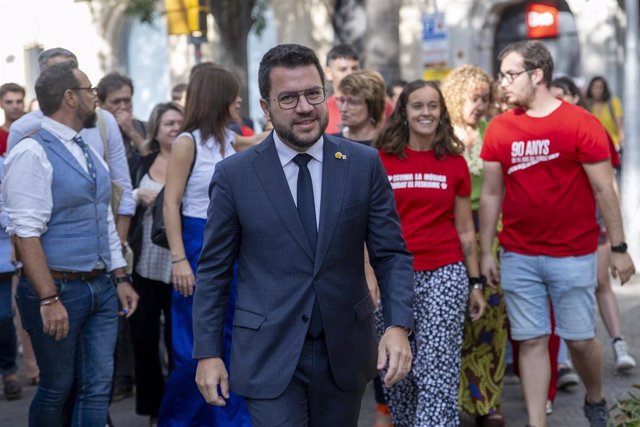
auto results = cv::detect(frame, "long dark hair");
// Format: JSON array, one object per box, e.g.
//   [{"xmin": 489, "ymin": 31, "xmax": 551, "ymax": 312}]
[
  {"xmin": 181, "ymin": 66, "xmax": 239, "ymax": 156},
  {"xmin": 585, "ymin": 76, "xmax": 611, "ymax": 103},
  {"xmin": 374, "ymin": 80, "xmax": 462, "ymax": 159}
]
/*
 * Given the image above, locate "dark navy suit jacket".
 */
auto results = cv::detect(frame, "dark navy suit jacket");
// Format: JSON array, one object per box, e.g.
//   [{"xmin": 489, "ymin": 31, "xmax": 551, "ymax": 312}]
[{"xmin": 193, "ymin": 133, "xmax": 414, "ymax": 399}]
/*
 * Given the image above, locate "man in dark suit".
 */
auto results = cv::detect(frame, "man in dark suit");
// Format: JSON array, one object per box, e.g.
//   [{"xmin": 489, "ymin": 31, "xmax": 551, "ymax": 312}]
[{"xmin": 193, "ymin": 44, "xmax": 414, "ymax": 426}]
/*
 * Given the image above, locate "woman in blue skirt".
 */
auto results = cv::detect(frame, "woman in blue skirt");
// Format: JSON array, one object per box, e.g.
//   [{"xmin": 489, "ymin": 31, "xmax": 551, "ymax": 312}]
[{"xmin": 159, "ymin": 65, "xmax": 252, "ymax": 427}]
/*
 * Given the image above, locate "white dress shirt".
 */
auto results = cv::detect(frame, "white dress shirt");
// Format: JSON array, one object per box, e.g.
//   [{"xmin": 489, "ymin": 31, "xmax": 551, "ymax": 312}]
[
  {"xmin": 7, "ymin": 109, "xmax": 136, "ymax": 216},
  {"xmin": 3, "ymin": 117, "xmax": 126, "ymax": 270},
  {"xmin": 273, "ymin": 132, "xmax": 323, "ymax": 227},
  {"xmin": 181, "ymin": 129, "xmax": 236, "ymax": 219}
]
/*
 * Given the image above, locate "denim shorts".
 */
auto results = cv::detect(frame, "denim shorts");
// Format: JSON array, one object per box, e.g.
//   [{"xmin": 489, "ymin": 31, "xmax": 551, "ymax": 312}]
[{"xmin": 500, "ymin": 249, "xmax": 597, "ymax": 341}]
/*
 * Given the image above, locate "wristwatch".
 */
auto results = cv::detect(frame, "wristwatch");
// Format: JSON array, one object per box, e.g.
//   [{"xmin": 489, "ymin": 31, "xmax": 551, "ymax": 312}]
[
  {"xmin": 468, "ymin": 275, "xmax": 486, "ymax": 291},
  {"xmin": 611, "ymin": 242, "xmax": 628, "ymax": 254},
  {"xmin": 114, "ymin": 275, "xmax": 133, "ymax": 285}
]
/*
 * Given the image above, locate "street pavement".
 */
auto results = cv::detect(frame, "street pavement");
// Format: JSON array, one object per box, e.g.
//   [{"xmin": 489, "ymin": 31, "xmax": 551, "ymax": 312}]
[{"xmin": 2, "ymin": 275, "xmax": 640, "ymax": 426}]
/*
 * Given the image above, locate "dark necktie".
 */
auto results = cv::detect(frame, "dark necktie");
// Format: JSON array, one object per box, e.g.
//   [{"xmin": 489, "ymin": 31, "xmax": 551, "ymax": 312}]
[
  {"xmin": 72, "ymin": 135, "xmax": 97, "ymax": 184},
  {"xmin": 292, "ymin": 153, "xmax": 322, "ymax": 336}
]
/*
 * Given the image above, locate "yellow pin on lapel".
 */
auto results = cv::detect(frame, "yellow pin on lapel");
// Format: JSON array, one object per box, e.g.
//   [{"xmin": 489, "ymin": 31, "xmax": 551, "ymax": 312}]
[{"xmin": 335, "ymin": 152, "xmax": 347, "ymax": 160}]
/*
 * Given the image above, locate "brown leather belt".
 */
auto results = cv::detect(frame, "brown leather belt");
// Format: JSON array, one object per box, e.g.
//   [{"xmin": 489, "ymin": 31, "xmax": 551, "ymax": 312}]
[{"xmin": 50, "ymin": 269, "xmax": 105, "ymax": 281}]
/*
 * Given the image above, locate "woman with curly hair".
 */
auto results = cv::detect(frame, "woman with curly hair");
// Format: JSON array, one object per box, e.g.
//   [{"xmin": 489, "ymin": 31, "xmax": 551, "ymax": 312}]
[
  {"xmin": 441, "ymin": 65, "xmax": 508, "ymax": 426},
  {"xmin": 375, "ymin": 80, "xmax": 486, "ymax": 426}
]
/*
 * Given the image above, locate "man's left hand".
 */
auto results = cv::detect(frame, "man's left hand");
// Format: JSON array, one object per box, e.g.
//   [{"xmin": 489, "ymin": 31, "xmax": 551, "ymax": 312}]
[
  {"xmin": 116, "ymin": 281, "xmax": 139, "ymax": 318},
  {"xmin": 611, "ymin": 252, "xmax": 635, "ymax": 285},
  {"xmin": 377, "ymin": 326, "xmax": 412, "ymax": 387}
]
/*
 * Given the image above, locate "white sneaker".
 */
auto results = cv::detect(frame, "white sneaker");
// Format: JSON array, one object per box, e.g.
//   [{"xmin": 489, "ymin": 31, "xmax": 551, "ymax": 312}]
[
  {"xmin": 546, "ymin": 400, "xmax": 553, "ymax": 415},
  {"xmin": 613, "ymin": 338, "xmax": 636, "ymax": 371}
]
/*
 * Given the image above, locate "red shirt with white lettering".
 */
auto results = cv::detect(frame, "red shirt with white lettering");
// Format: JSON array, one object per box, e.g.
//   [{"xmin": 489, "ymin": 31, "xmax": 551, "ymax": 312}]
[
  {"xmin": 481, "ymin": 101, "xmax": 610, "ymax": 256},
  {"xmin": 379, "ymin": 147, "xmax": 471, "ymax": 271}
]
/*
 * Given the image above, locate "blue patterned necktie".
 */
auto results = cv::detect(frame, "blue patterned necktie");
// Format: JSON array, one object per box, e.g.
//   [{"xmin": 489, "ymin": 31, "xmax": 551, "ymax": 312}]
[
  {"xmin": 72, "ymin": 135, "xmax": 97, "ymax": 184},
  {"xmin": 292, "ymin": 153, "xmax": 322, "ymax": 337}
]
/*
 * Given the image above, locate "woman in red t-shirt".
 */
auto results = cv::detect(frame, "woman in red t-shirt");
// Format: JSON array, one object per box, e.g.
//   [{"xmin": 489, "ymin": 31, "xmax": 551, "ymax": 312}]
[{"xmin": 374, "ymin": 80, "xmax": 486, "ymax": 426}]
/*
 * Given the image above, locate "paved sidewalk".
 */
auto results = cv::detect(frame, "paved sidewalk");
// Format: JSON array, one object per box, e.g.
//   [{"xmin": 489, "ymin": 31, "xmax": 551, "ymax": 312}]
[{"xmin": 2, "ymin": 276, "xmax": 640, "ymax": 426}]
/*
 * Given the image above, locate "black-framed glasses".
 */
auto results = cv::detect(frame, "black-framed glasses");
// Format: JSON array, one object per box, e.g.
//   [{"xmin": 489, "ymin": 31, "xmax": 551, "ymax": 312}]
[
  {"xmin": 71, "ymin": 86, "xmax": 98, "ymax": 97},
  {"xmin": 265, "ymin": 86, "xmax": 326, "ymax": 110},
  {"xmin": 497, "ymin": 70, "xmax": 533, "ymax": 84}
]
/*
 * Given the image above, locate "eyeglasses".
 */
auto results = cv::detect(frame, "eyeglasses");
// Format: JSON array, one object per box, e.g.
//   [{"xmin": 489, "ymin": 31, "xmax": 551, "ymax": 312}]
[
  {"xmin": 497, "ymin": 70, "xmax": 533, "ymax": 85},
  {"xmin": 71, "ymin": 86, "xmax": 98, "ymax": 97},
  {"xmin": 335, "ymin": 96, "xmax": 365, "ymax": 108},
  {"xmin": 265, "ymin": 87, "xmax": 326, "ymax": 110}
]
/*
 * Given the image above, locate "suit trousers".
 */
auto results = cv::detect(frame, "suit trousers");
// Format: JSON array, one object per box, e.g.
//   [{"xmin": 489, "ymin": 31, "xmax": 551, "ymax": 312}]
[{"xmin": 245, "ymin": 334, "xmax": 366, "ymax": 427}]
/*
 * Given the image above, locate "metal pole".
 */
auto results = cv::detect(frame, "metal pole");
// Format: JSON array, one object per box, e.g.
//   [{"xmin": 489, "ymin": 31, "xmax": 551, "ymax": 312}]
[{"xmin": 622, "ymin": 0, "xmax": 640, "ymax": 266}]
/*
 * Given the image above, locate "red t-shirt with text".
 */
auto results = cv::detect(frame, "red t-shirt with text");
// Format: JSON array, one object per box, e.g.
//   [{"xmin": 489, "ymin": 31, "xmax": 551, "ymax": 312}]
[
  {"xmin": 481, "ymin": 101, "xmax": 610, "ymax": 256},
  {"xmin": 379, "ymin": 148, "xmax": 471, "ymax": 271}
]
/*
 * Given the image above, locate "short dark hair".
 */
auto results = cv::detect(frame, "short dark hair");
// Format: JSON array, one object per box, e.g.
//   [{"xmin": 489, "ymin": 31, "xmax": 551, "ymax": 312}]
[
  {"xmin": 0, "ymin": 83, "xmax": 25, "ymax": 100},
  {"xmin": 171, "ymin": 83, "xmax": 187, "ymax": 101},
  {"xmin": 96, "ymin": 72, "xmax": 134, "ymax": 103},
  {"xmin": 38, "ymin": 48, "xmax": 78, "ymax": 71},
  {"xmin": 326, "ymin": 44, "xmax": 359, "ymax": 66},
  {"xmin": 498, "ymin": 41, "xmax": 553, "ymax": 87},
  {"xmin": 585, "ymin": 76, "xmax": 611, "ymax": 103},
  {"xmin": 258, "ymin": 44, "xmax": 325, "ymax": 99},
  {"xmin": 386, "ymin": 79, "xmax": 407, "ymax": 98},
  {"xmin": 35, "ymin": 62, "xmax": 79, "ymax": 116}
]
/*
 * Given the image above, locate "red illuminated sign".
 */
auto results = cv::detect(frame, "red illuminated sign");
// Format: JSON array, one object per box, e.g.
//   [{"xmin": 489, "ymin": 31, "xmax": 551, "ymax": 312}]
[{"xmin": 526, "ymin": 4, "xmax": 559, "ymax": 39}]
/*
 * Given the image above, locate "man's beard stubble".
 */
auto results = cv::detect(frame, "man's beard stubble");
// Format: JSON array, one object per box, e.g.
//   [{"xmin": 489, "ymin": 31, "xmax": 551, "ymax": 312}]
[{"xmin": 271, "ymin": 110, "xmax": 329, "ymax": 151}]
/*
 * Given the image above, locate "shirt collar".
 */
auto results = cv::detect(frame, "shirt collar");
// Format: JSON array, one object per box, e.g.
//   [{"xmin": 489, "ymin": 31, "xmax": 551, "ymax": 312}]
[
  {"xmin": 41, "ymin": 116, "xmax": 82, "ymax": 142},
  {"xmin": 273, "ymin": 131, "xmax": 324, "ymax": 167}
]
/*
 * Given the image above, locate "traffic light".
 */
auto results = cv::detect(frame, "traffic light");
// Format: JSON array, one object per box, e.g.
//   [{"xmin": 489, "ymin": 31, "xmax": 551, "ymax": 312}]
[{"xmin": 165, "ymin": 0, "xmax": 208, "ymax": 36}]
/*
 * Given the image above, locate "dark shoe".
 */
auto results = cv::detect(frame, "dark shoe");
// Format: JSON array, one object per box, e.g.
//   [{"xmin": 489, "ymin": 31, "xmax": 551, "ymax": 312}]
[
  {"xmin": 475, "ymin": 412, "xmax": 505, "ymax": 427},
  {"xmin": 583, "ymin": 396, "xmax": 609, "ymax": 427},
  {"xmin": 3, "ymin": 377, "xmax": 22, "ymax": 400},
  {"xmin": 557, "ymin": 366, "xmax": 579, "ymax": 390}
]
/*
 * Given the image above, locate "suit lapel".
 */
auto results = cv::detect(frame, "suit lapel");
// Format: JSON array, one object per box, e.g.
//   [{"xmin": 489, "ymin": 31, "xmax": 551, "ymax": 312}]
[
  {"xmin": 251, "ymin": 137, "xmax": 315, "ymax": 261},
  {"xmin": 314, "ymin": 136, "xmax": 348, "ymax": 270},
  {"xmin": 40, "ymin": 129, "xmax": 94, "ymax": 184}
]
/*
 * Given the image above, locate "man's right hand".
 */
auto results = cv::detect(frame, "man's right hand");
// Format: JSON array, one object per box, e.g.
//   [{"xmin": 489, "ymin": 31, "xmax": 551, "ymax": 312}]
[
  {"xmin": 195, "ymin": 357, "xmax": 229, "ymax": 406},
  {"xmin": 40, "ymin": 301, "xmax": 69, "ymax": 341},
  {"xmin": 481, "ymin": 254, "xmax": 499, "ymax": 288}
]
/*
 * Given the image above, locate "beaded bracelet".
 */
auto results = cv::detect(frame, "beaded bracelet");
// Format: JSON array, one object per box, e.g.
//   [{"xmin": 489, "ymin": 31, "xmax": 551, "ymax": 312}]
[{"xmin": 172, "ymin": 257, "xmax": 187, "ymax": 264}]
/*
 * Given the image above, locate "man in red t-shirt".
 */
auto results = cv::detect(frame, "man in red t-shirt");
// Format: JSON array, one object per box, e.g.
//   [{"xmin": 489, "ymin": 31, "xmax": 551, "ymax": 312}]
[
  {"xmin": 0, "ymin": 83, "xmax": 25, "ymax": 156},
  {"xmin": 324, "ymin": 44, "xmax": 360, "ymax": 134},
  {"xmin": 480, "ymin": 41, "xmax": 635, "ymax": 427}
]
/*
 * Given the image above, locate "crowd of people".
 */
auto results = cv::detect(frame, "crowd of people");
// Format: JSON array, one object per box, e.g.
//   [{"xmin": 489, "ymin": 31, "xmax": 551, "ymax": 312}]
[{"xmin": 0, "ymin": 39, "xmax": 635, "ymax": 427}]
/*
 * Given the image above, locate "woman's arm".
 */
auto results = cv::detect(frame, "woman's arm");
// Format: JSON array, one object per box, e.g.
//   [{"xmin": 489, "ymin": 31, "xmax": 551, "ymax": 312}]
[
  {"xmin": 164, "ymin": 134, "xmax": 196, "ymax": 296},
  {"xmin": 455, "ymin": 195, "xmax": 485, "ymax": 321}
]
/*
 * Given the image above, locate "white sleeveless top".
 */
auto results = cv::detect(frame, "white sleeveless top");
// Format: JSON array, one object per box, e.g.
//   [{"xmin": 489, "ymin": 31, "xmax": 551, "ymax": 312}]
[{"xmin": 179, "ymin": 129, "xmax": 236, "ymax": 219}]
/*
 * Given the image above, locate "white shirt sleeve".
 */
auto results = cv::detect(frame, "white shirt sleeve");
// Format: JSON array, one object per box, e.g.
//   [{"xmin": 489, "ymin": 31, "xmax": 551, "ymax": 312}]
[
  {"xmin": 3, "ymin": 139, "xmax": 53, "ymax": 237},
  {"xmin": 107, "ymin": 207, "xmax": 127, "ymax": 271},
  {"xmin": 7, "ymin": 110, "xmax": 45, "ymax": 153}
]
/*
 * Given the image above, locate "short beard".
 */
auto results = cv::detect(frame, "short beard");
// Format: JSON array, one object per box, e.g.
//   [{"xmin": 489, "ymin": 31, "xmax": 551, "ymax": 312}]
[
  {"xmin": 82, "ymin": 111, "xmax": 97, "ymax": 129},
  {"xmin": 272, "ymin": 111, "xmax": 329, "ymax": 151}
]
